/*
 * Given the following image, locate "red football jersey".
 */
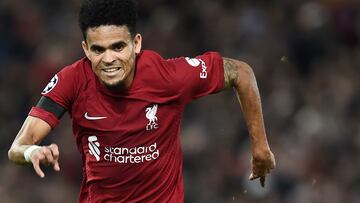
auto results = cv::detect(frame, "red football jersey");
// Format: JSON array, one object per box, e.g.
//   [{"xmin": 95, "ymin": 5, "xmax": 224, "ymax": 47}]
[{"xmin": 29, "ymin": 50, "xmax": 224, "ymax": 202}]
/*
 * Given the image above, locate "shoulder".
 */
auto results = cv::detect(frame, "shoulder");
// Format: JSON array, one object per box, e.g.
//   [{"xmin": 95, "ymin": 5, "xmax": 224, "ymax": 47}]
[
  {"xmin": 134, "ymin": 51, "xmax": 181, "ymax": 98},
  {"xmin": 52, "ymin": 57, "xmax": 90, "ymax": 93},
  {"xmin": 55, "ymin": 57, "xmax": 92, "ymax": 85},
  {"xmin": 60, "ymin": 57, "xmax": 89, "ymax": 75},
  {"xmin": 137, "ymin": 50, "xmax": 187, "ymax": 72},
  {"xmin": 137, "ymin": 50, "xmax": 165, "ymax": 66},
  {"xmin": 136, "ymin": 50, "xmax": 173, "ymax": 77}
]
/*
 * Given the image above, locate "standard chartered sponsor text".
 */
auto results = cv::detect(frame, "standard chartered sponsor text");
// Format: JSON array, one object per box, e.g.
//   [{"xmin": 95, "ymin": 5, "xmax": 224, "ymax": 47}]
[{"xmin": 104, "ymin": 142, "xmax": 159, "ymax": 164}]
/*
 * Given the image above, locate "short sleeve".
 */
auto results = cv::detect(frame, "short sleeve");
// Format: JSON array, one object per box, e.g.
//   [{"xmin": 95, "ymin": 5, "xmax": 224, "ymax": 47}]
[
  {"xmin": 167, "ymin": 52, "xmax": 224, "ymax": 103},
  {"xmin": 29, "ymin": 65, "xmax": 77, "ymax": 128},
  {"xmin": 40, "ymin": 66, "xmax": 76, "ymax": 109},
  {"xmin": 29, "ymin": 107, "xmax": 60, "ymax": 129}
]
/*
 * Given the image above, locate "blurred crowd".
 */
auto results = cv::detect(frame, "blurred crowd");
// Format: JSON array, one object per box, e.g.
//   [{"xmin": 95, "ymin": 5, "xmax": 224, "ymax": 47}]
[{"xmin": 1, "ymin": 0, "xmax": 360, "ymax": 202}]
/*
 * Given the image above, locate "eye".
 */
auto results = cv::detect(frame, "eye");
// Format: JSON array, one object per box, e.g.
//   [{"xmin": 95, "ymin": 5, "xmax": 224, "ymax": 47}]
[
  {"xmin": 93, "ymin": 48, "xmax": 104, "ymax": 54},
  {"xmin": 113, "ymin": 44, "xmax": 125, "ymax": 52},
  {"xmin": 90, "ymin": 46, "xmax": 105, "ymax": 54}
]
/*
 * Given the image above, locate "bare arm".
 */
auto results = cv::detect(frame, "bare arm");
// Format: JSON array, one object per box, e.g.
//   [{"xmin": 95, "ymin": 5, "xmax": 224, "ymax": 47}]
[
  {"xmin": 8, "ymin": 116, "xmax": 60, "ymax": 178},
  {"xmin": 223, "ymin": 57, "xmax": 275, "ymax": 187}
]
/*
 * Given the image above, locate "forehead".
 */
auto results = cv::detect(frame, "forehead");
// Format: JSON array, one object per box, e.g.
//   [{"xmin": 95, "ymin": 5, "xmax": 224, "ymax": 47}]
[{"xmin": 86, "ymin": 25, "xmax": 132, "ymax": 45}]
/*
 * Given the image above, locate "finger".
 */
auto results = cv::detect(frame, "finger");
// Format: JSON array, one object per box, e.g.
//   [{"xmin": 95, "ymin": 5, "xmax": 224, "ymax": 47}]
[
  {"xmin": 42, "ymin": 148, "xmax": 54, "ymax": 165},
  {"xmin": 48, "ymin": 144, "xmax": 60, "ymax": 171},
  {"xmin": 32, "ymin": 158, "xmax": 45, "ymax": 178},
  {"xmin": 260, "ymin": 176, "xmax": 265, "ymax": 187},
  {"xmin": 53, "ymin": 161, "xmax": 60, "ymax": 171},
  {"xmin": 48, "ymin": 144, "xmax": 59, "ymax": 161}
]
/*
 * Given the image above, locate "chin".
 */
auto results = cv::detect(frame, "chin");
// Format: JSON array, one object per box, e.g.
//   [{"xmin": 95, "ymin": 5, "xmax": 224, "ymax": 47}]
[{"xmin": 103, "ymin": 80, "xmax": 126, "ymax": 90}]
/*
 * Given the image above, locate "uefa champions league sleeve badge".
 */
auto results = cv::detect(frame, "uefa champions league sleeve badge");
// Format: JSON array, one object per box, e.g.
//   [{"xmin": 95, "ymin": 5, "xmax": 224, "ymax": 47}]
[{"xmin": 41, "ymin": 74, "xmax": 59, "ymax": 95}]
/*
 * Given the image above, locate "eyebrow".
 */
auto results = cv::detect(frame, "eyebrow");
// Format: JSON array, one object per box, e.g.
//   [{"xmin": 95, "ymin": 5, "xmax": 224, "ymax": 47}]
[
  {"xmin": 110, "ymin": 41, "xmax": 126, "ymax": 48},
  {"xmin": 90, "ymin": 40, "xmax": 127, "ymax": 50},
  {"xmin": 90, "ymin": 44, "xmax": 105, "ymax": 51}
]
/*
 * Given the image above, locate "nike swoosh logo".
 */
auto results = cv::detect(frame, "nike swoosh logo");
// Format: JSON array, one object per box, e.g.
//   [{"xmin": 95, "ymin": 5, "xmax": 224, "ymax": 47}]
[{"xmin": 84, "ymin": 112, "xmax": 107, "ymax": 120}]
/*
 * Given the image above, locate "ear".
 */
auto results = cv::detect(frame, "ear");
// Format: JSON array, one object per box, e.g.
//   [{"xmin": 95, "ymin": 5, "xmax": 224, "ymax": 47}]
[
  {"xmin": 82, "ymin": 41, "xmax": 90, "ymax": 58},
  {"xmin": 133, "ymin": 34, "xmax": 142, "ymax": 54}
]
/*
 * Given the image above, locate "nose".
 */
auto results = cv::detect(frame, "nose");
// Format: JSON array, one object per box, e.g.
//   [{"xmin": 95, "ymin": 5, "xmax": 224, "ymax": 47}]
[{"xmin": 102, "ymin": 50, "xmax": 116, "ymax": 64}]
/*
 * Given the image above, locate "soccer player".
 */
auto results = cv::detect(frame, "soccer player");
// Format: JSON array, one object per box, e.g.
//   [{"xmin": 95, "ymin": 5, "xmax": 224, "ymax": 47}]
[{"xmin": 8, "ymin": 0, "xmax": 275, "ymax": 202}]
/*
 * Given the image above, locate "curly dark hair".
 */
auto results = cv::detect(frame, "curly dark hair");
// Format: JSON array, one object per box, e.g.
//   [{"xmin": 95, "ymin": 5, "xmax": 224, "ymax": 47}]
[{"xmin": 78, "ymin": 0, "xmax": 137, "ymax": 40}]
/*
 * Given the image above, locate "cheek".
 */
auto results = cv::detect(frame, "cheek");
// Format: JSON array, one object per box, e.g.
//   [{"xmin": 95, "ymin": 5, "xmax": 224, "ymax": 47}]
[
  {"xmin": 126, "ymin": 49, "xmax": 136, "ymax": 63},
  {"xmin": 120, "ymin": 46, "xmax": 135, "ymax": 61},
  {"xmin": 89, "ymin": 57, "xmax": 101, "ymax": 69},
  {"xmin": 91, "ymin": 61, "xmax": 101, "ymax": 74},
  {"xmin": 123, "ymin": 54, "xmax": 135, "ymax": 72}
]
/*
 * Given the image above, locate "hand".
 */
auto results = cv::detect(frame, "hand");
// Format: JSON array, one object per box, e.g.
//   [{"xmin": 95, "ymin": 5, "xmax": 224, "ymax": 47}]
[
  {"xmin": 28, "ymin": 144, "xmax": 60, "ymax": 178},
  {"xmin": 249, "ymin": 148, "xmax": 275, "ymax": 187}
]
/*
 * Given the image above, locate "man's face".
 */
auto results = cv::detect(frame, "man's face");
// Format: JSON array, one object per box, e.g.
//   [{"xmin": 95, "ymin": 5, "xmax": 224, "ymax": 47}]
[{"xmin": 82, "ymin": 25, "xmax": 142, "ymax": 89}]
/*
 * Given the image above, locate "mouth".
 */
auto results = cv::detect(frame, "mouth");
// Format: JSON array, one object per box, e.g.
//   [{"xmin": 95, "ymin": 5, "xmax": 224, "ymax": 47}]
[
  {"xmin": 101, "ymin": 67, "xmax": 124, "ymax": 77},
  {"xmin": 102, "ymin": 67, "xmax": 121, "ymax": 73}
]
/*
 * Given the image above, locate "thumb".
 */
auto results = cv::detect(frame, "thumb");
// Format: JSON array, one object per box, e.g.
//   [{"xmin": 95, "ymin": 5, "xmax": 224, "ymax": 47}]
[{"xmin": 249, "ymin": 173, "xmax": 255, "ymax": 180}]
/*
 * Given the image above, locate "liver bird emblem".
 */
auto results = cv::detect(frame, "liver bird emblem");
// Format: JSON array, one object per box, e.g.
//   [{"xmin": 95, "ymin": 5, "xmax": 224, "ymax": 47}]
[{"xmin": 146, "ymin": 104, "xmax": 158, "ymax": 125}]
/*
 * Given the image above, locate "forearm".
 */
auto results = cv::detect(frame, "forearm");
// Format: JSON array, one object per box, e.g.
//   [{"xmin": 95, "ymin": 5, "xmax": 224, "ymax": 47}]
[
  {"xmin": 223, "ymin": 58, "xmax": 269, "ymax": 153},
  {"xmin": 8, "ymin": 144, "xmax": 33, "ymax": 165},
  {"xmin": 223, "ymin": 57, "xmax": 275, "ymax": 185},
  {"xmin": 233, "ymin": 66, "xmax": 269, "ymax": 152},
  {"xmin": 8, "ymin": 116, "xmax": 51, "ymax": 164},
  {"xmin": 9, "ymin": 120, "xmax": 39, "ymax": 164}
]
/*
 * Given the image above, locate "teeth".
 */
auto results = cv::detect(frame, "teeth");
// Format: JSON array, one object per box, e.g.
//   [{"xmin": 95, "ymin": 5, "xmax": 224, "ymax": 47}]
[{"xmin": 103, "ymin": 68, "xmax": 120, "ymax": 72}]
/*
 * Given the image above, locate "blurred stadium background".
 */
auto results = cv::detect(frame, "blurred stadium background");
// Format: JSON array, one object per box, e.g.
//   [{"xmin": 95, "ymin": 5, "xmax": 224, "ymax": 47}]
[{"xmin": 1, "ymin": 0, "xmax": 360, "ymax": 202}]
